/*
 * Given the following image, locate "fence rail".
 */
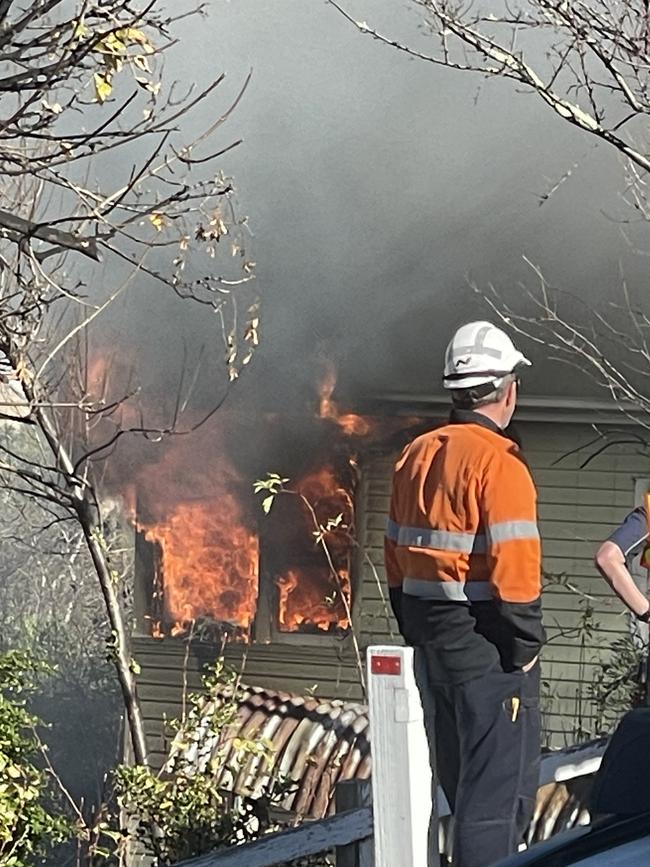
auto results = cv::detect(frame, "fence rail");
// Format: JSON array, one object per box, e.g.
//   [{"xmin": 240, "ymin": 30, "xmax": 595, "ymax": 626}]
[
  {"xmin": 175, "ymin": 647, "xmax": 607, "ymax": 867},
  {"xmin": 172, "ymin": 737, "xmax": 609, "ymax": 867},
  {"xmin": 171, "ymin": 668, "xmax": 609, "ymax": 867},
  {"xmin": 175, "ymin": 804, "xmax": 372, "ymax": 867}
]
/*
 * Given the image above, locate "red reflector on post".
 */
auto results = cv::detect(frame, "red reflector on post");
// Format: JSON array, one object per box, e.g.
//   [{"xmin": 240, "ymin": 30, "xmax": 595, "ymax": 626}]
[{"xmin": 371, "ymin": 655, "xmax": 402, "ymax": 676}]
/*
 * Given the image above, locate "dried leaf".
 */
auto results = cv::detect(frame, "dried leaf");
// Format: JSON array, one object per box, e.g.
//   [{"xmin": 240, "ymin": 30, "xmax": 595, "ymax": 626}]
[
  {"xmin": 136, "ymin": 76, "xmax": 160, "ymax": 95},
  {"xmin": 133, "ymin": 54, "xmax": 151, "ymax": 73},
  {"xmin": 120, "ymin": 27, "xmax": 149, "ymax": 45},
  {"xmin": 41, "ymin": 99, "xmax": 63, "ymax": 115},
  {"xmin": 98, "ymin": 33, "xmax": 126, "ymax": 54},
  {"xmin": 93, "ymin": 72, "xmax": 113, "ymax": 103},
  {"xmin": 149, "ymin": 212, "xmax": 167, "ymax": 232}
]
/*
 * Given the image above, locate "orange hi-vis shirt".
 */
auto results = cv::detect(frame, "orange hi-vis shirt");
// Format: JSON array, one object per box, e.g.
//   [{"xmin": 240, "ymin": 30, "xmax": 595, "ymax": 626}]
[{"xmin": 385, "ymin": 420, "xmax": 542, "ymax": 606}]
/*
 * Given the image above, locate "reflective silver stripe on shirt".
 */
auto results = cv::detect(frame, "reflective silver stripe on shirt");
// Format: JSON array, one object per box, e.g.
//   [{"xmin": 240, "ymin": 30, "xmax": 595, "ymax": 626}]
[
  {"xmin": 403, "ymin": 577, "xmax": 494, "ymax": 602},
  {"xmin": 397, "ymin": 525, "xmax": 484, "ymax": 553},
  {"xmin": 385, "ymin": 522, "xmax": 487, "ymax": 554},
  {"xmin": 487, "ymin": 520, "xmax": 539, "ymax": 544},
  {"xmin": 387, "ymin": 520, "xmax": 538, "ymax": 551},
  {"xmin": 385, "ymin": 518, "xmax": 400, "ymax": 542}
]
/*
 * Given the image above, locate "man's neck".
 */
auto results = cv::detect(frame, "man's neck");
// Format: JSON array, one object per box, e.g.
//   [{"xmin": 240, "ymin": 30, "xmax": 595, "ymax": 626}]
[
  {"xmin": 472, "ymin": 406, "xmax": 505, "ymax": 430},
  {"xmin": 449, "ymin": 407, "xmax": 502, "ymax": 434}
]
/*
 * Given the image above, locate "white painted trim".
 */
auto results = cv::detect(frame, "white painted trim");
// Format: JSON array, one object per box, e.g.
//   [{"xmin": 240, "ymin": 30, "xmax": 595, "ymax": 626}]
[
  {"xmin": 629, "ymin": 479, "xmax": 650, "ymax": 646},
  {"xmin": 366, "ymin": 393, "xmax": 648, "ymax": 426},
  {"xmin": 367, "ymin": 645, "xmax": 433, "ymax": 867},
  {"xmin": 631, "ymin": 478, "xmax": 650, "ymax": 592}
]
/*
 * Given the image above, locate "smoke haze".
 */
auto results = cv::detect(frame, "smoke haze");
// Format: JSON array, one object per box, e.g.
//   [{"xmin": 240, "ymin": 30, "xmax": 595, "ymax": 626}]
[{"xmin": 100, "ymin": 0, "xmax": 644, "ymax": 410}]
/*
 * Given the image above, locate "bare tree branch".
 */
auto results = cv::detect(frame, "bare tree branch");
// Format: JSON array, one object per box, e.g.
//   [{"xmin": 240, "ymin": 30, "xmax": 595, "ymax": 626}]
[{"xmin": 0, "ymin": 0, "xmax": 260, "ymax": 769}]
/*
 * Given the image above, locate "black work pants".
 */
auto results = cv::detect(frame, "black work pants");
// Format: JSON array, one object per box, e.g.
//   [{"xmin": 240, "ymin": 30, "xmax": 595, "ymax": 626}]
[{"xmin": 417, "ymin": 650, "xmax": 541, "ymax": 867}]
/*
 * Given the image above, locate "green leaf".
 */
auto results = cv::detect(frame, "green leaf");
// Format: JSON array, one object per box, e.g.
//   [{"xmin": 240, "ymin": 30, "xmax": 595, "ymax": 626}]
[{"xmin": 261, "ymin": 495, "xmax": 274, "ymax": 514}]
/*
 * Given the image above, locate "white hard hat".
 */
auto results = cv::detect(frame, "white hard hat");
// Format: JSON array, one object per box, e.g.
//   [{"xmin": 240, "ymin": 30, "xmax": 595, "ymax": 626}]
[{"xmin": 443, "ymin": 321, "xmax": 531, "ymax": 390}]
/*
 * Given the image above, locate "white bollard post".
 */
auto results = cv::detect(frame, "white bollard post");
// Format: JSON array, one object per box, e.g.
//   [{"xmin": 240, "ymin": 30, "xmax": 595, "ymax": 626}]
[{"xmin": 367, "ymin": 645, "xmax": 434, "ymax": 867}]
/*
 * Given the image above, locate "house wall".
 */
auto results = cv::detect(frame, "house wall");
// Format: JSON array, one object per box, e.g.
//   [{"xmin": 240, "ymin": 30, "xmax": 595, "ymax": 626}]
[
  {"xmin": 134, "ymin": 420, "xmax": 647, "ymax": 766},
  {"xmin": 133, "ymin": 638, "xmax": 367, "ymax": 771}
]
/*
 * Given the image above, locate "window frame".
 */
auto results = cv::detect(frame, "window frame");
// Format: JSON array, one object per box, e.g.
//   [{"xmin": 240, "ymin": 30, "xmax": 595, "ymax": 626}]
[
  {"xmin": 630, "ymin": 477, "xmax": 650, "ymax": 595},
  {"xmin": 132, "ymin": 474, "xmax": 366, "ymax": 647}
]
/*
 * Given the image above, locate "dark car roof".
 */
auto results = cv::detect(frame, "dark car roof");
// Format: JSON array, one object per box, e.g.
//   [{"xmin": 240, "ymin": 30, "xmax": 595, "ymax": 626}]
[{"xmin": 497, "ymin": 812, "xmax": 650, "ymax": 866}]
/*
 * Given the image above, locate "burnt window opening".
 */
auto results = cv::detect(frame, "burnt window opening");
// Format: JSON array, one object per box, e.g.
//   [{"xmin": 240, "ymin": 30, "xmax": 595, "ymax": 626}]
[
  {"xmin": 261, "ymin": 466, "xmax": 356, "ymax": 637},
  {"xmin": 134, "ymin": 462, "xmax": 359, "ymax": 643}
]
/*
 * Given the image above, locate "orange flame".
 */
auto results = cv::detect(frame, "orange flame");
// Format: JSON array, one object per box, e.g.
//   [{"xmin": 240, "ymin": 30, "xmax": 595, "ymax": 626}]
[
  {"xmin": 140, "ymin": 496, "xmax": 259, "ymax": 630},
  {"xmin": 93, "ymin": 352, "xmax": 360, "ymax": 639},
  {"xmin": 271, "ymin": 466, "xmax": 354, "ymax": 634},
  {"xmin": 90, "ymin": 342, "xmax": 435, "ymax": 644},
  {"xmin": 277, "ymin": 567, "xmax": 351, "ymax": 632},
  {"xmin": 104, "ymin": 422, "xmax": 261, "ymax": 638},
  {"xmin": 319, "ymin": 362, "xmax": 372, "ymax": 437}
]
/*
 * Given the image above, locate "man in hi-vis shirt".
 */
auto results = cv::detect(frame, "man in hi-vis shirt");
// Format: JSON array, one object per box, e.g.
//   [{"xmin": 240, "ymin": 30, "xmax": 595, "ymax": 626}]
[{"xmin": 385, "ymin": 322, "xmax": 546, "ymax": 867}]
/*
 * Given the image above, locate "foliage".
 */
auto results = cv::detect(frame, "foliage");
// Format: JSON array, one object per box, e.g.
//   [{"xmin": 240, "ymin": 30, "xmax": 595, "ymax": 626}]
[
  {"xmin": 0, "ymin": 423, "xmax": 126, "ymax": 810},
  {"xmin": 116, "ymin": 660, "xmax": 289, "ymax": 865},
  {"xmin": 0, "ymin": 651, "xmax": 72, "ymax": 866},
  {"xmin": 117, "ymin": 764, "xmax": 241, "ymax": 864},
  {"xmin": 114, "ymin": 659, "xmax": 337, "ymax": 866},
  {"xmin": 0, "ymin": 602, "xmax": 337, "ymax": 867},
  {"xmin": 541, "ymin": 573, "xmax": 646, "ymax": 744},
  {"xmin": 0, "ymin": 427, "xmax": 126, "ymax": 677},
  {"xmin": 590, "ymin": 627, "xmax": 646, "ymax": 737},
  {"xmin": 253, "ymin": 472, "xmax": 290, "ymax": 514},
  {"xmin": 0, "ymin": 0, "xmax": 257, "ymax": 401}
]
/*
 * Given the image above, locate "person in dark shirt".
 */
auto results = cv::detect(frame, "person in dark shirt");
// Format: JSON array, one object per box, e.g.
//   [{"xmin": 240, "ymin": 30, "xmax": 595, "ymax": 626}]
[{"xmin": 595, "ymin": 505, "xmax": 650, "ymax": 622}]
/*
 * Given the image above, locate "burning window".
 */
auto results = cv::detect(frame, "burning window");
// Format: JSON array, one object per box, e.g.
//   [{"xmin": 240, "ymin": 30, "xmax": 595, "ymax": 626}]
[
  {"xmin": 138, "ymin": 494, "xmax": 259, "ymax": 637},
  {"xmin": 263, "ymin": 467, "xmax": 355, "ymax": 635},
  {"xmin": 103, "ymin": 359, "xmax": 371, "ymax": 642},
  {"xmin": 134, "ymin": 459, "xmax": 357, "ymax": 642},
  {"xmin": 92, "ymin": 347, "xmax": 411, "ymax": 645}
]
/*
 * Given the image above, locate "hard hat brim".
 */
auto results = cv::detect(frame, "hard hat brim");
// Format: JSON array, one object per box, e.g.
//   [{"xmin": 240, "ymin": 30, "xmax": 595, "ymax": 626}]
[{"xmin": 442, "ymin": 353, "xmax": 531, "ymax": 390}]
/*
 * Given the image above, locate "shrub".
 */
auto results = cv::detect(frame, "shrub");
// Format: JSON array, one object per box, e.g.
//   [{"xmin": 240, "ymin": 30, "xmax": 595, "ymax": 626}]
[{"xmin": 0, "ymin": 651, "xmax": 72, "ymax": 866}]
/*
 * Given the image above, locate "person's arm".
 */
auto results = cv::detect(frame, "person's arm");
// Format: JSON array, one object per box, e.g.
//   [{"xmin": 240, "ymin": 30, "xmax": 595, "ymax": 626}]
[
  {"xmin": 481, "ymin": 448, "xmax": 546, "ymax": 670},
  {"xmin": 595, "ymin": 508, "xmax": 650, "ymax": 617}
]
